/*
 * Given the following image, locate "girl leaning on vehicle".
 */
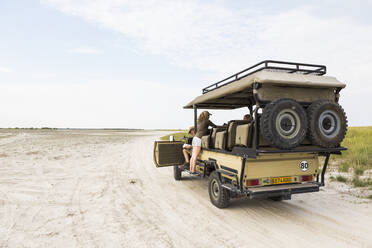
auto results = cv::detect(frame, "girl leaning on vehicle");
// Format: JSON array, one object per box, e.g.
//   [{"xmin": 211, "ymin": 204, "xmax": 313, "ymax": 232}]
[{"xmin": 190, "ymin": 111, "xmax": 216, "ymax": 173}]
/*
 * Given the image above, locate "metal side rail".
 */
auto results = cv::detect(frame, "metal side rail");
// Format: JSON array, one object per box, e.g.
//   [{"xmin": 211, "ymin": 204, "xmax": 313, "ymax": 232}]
[
  {"xmin": 202, "ymin": 60, "xmax": 326, "ymax": 94},
  {"xmin": 216, "ymin": 169, "xmax": 240, "ymax": 189},
  {"xmin": 246, "ymin": 182, "xmax": 320, "ymax": 199}
]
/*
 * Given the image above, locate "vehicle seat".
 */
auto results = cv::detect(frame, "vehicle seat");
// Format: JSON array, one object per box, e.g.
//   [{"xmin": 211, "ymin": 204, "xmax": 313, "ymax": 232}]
[
  {"xmin": 235, "ymin": 124, "xmax": 250, "ymax": 147},
  {"xmin": 252, "ymin": 132, "xmax": 271, "ymax": 147},
  {"xmin": 215, "ymin": 131, "xmax": 227, "ymax": 149},
  {"xmin": 201, "ymin": 135, "xmax": 210, "ymax": 148},
  {"xmin": 210, "ymin": 126, "xmax": 226, "ymax": 148},
  {"xmin": 226, "ymin": 120, "xmax": 249, "ymax": 150}
]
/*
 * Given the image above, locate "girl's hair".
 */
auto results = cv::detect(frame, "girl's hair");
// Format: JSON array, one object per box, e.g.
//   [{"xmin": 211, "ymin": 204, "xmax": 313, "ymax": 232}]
[{"xmin": 198, "ymin": 111, "xmax": 210, "ymax": 122}]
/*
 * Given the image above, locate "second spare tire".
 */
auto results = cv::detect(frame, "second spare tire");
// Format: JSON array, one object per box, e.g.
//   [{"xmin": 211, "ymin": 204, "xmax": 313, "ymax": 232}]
[
  {"xmin": 260, "ymin": 98, "xmax": 307, "ymax": 149},
  {"xmin": 307, "ymin": 100, "xmax": 347, "ymax": 148}
]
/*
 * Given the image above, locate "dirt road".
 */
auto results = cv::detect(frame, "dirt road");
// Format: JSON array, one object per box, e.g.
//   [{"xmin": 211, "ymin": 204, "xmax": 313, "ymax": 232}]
[{"xmin": 0, "ymin": 130, "xmax": 371, "ymax": 248}]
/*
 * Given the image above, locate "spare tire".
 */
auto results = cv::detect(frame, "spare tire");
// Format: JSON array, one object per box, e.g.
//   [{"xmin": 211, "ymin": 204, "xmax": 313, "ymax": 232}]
[
  {"xmin": 307, "ymin": 100, "xmax": 347, "ymax": 148},
  {"xmin": 260, "ymin": 98, "xmax": 307, "ymax": 149}
]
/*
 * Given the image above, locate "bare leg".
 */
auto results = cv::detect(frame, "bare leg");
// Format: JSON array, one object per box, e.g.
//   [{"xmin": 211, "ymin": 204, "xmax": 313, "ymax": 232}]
[
  {"xmin": 190, "ymin": 146, "xmax": 201, "ymax": 173},
  {"xmin": 182, "ymin": 148, "xmax": 190, "ymax": 163}
]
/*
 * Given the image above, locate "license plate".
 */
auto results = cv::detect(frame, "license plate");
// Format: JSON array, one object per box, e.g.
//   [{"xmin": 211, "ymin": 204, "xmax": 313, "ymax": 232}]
[{"xmin": 271, "ymin": 176, "xmax": 292, "ymax": 184}]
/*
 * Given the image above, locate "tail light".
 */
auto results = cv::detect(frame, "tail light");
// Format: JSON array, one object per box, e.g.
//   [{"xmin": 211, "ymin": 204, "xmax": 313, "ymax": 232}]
[
  {"xmin": 246, "ymin": 179, "xmax": 260, "ymax": 186},
  {"xmin": 301, "ymin": 175, "xmax": 313, "ymax": 182}
]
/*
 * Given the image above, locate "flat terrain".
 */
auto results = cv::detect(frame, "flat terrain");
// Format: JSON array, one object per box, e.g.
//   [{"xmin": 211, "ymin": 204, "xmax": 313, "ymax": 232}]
[{"xmin": 0, "ymin": 130, "xmax": 371, "ymax": 248}]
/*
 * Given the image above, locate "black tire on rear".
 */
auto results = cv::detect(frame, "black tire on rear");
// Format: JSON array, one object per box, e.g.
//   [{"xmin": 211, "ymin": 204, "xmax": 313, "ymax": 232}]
[
  {"xmin": 173, "ymin": 166, "xmax": 182, "ymax": 181},
  {"xmin": 307, "ymin": 100, "xmax": 347, "ymax": 148},
  {"xmin": 208, "ymin": 171, "xmax": 230, "ymax": 208},
  {"xmin": 260, "ymin": 98, "xmax": 307, "ymax": 149}
]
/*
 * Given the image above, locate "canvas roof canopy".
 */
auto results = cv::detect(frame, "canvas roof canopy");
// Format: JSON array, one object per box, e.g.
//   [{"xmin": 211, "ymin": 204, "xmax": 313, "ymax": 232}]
[{"xmin": 184, "ymin": 70, "xmax": 346, "ymax": 109}]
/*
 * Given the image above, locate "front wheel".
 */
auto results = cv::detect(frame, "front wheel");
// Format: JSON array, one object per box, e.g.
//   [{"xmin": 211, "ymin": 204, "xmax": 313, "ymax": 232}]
[
  {"xmin": 208, "ymin": 171, "xmax": 230, "ymax": 208},
  {"xmin": 173, "ymin": 166, "xmax": 182, "ymax": 181}
]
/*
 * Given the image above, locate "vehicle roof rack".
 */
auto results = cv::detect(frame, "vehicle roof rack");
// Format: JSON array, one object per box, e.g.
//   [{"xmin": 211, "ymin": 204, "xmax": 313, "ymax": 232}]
[{"xmin": 202, "ymin": 60, "xmax": 327, "ymax": 94}]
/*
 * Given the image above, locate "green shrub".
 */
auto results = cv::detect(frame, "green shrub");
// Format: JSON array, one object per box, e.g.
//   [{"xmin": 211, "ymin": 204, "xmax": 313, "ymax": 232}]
[
  {"xmin": 354, "ymin": 167, "xmax": 365, "ymax": 176},
  {"xmin": 336, "ymin": 175, "xmax": 347, "ymax": 183},
  {"xmin": 352, "ymin": 177, "xmax": 372, "ymax": 187}
]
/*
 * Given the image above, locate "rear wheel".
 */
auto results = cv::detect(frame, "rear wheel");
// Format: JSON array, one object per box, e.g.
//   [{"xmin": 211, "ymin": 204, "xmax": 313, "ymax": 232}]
[
  {"xmin": 208, "ymin": 171, "xmax": 230, "ymax": 208},
  {"xmin": 173, "ymin": 166, "xmax": 182, "ymax": 181},
  {"xmin": 307, "ymin": 100, "xmax": 347, "ymax": 148},
  {"xmin": 260, "ymin": 98, "xmax": 307, "ymax": 149}
]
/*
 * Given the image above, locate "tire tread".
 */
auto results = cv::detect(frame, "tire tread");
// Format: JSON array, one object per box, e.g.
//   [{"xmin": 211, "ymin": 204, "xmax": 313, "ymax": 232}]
[{"xmin": 307, "ymin": 100, "xmax": 347, "ymax": 148}]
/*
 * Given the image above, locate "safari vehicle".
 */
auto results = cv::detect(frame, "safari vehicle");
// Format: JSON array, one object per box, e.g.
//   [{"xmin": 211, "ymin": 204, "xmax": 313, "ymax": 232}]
[{"xmin": 154, "ymin": 60, "xmax": 347, "ymax": 208}]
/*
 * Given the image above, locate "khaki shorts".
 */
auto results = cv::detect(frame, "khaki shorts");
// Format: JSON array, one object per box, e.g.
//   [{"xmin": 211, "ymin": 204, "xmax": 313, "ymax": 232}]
[{"xmin": 192, "ymin": 137, "xmax": 202, "ymax": 146}]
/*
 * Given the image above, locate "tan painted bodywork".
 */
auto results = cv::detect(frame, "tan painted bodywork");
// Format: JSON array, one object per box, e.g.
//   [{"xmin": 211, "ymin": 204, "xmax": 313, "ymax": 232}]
[
  {"xmin": 199, "ymin": 149, "xmax": 319, "ymax": 188},
  {"xmin": 256, "ymin": 85, "xmax": 335, "ymax": 102}
]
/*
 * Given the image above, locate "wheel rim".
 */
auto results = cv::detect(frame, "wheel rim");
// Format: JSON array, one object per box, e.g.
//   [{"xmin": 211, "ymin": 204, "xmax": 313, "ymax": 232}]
[
  {"xmin": 318, "ymin": 110, "xmax": 340, "ymax": 138},
  {"xmin": 275, "ymin": 109, "xmax": 301, "ymax": 139},
  {"xmin": 210, "ymin": 179, "xmax": 220, "ymax": 200}
]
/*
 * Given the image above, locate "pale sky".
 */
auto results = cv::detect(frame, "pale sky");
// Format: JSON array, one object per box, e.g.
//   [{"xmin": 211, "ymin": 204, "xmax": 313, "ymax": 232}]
[{"xmin": 1, "ymin": 0, "xmax": 372, "ymax": 129}]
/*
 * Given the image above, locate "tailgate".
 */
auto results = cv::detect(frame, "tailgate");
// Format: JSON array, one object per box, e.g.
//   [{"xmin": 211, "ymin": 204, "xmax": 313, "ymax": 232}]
[{"xmin": 244, "ymin": 152, "xmax": 319, "ymax": 179}]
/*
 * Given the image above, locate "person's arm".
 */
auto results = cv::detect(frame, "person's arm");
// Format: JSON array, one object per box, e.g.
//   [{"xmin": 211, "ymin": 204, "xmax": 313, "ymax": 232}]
[{"xmin": 208, "ymin": 120, "xmax": 217, "ymax": 128}]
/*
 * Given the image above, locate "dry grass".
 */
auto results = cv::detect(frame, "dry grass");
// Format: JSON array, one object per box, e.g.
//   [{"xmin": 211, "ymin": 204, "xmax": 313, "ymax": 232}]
[
  {"xmin": 339, "ymin": 126, "xmax": 372, "ymax": 171},
  {"xmin": 333, "ymin": 127, "xmax": 372, "ymax": 188},
  {"xmin": 352, "ymin": 177, "xmax": 372, "ymax": 187},
  {"xmin": 160, "ymin": 131, "xmax": 189, "ymax": 141}
]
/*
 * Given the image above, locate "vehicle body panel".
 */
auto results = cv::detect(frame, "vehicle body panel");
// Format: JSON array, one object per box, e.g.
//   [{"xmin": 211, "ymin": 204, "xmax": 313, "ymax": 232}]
[
  {"xmin": 244, "ymin": 153, "xmax": 318, "ymax": 179},
  {"xmin": 198, "ymin": 149, "xmax": 318, "ymax": 188}
]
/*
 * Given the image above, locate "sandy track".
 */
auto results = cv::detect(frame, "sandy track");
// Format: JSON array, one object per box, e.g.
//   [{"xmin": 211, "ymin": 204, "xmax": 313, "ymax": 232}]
[{"xmin": 0, "ymin": 130, "xmax": 371, "ymax": 248}]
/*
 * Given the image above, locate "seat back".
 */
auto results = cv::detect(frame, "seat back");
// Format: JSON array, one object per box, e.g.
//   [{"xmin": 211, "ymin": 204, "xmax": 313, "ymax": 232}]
[
  {"xmin": 253, "ymin": 114, "xmax": 270, "ymax": 147},
  {"xmin": 252, "ymin": 132, "xmax": 271, "ymax": 147},
  {"xmin": 215, "ymin": 131, "xmax": 227, "ymax": 149},
  {"xmin": 235, "ymin": 124, "xmax": 250, "ymax": 147},
  {"xmin": 210, "ymin": 126, "xmax": 226, "ymax": 148},
  {"xmin": 201, "ymin": 135, "xmax": 210, "ymax": 148},
  {"xmin": 226, "ymin": 120, "xmax": 250, "ymax": 150}
]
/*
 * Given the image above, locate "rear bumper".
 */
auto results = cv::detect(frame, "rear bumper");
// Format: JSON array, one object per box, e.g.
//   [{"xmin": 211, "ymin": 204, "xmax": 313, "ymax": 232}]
[{"xmin": 246, "ymin": 182, "xmax": 320, "ymax": 199}]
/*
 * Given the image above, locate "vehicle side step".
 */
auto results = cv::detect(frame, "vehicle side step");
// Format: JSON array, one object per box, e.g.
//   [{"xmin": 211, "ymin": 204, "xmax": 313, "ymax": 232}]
[
  {"xmin": 221, "ymin": 183, "xmax": 240, "ymax": 193},
  {"xmin": 184, "ymin": 170, "xmax": 203, "ymax": 177}
]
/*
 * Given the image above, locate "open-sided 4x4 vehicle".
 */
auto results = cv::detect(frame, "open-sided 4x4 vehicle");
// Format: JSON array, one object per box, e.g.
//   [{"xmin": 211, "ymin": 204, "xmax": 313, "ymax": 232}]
[{"xmin": 154, "ymin": 60, "xmax": 347, "ymax": 208}]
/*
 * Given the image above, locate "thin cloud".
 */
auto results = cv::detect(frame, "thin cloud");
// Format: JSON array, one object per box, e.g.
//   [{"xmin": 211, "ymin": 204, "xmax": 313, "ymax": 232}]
[
  {"xmin": 43, "ymin": 1, "xmax": 372, "ymax": 73},
  {"xmin": 0, "ymin": 66, "xmax": 13, "ymax": 73},
  {"xmin": 69, "ymin": 47, "xmax": 102, "ymax": 54},
  {"xmin": 41, "ymin": 0, "xmax": 372, "ymax": 126},
  {"xmin": 32, "ymin": 73, "xmax": 57, "ymax": 79}
]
